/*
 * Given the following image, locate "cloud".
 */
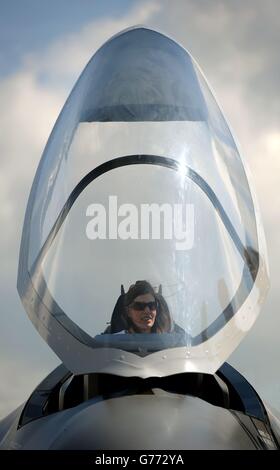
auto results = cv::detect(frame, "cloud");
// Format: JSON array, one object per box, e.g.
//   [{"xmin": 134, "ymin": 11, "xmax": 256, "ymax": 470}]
[
  {"xmin": 149, "ymin": 0, "xmax": 280, "ymax": 125},
  {"xmin": 23, "ymin": 1, "xmax": 161, "ymax": 86},
  {"xmin": 0, "ymin": 0, "xmax": 279, "ymax": 420},
  {"xmin": 146, "ymin": 0, "xmax": 279, "ymax": 408},
  {"xmin": 0, "ymin": 1, "xmax": 162, "ymax": 266},
  {"xmin": 0, "ymin": 1, "xmax": 161, "ymax": 419},
  {"xmin": 0, "ymin": 72, "xmax": 62, "ymax": 216},
  {"xmin": 0, "ymin": 1, "xmax": 162, "ymax": 255}
]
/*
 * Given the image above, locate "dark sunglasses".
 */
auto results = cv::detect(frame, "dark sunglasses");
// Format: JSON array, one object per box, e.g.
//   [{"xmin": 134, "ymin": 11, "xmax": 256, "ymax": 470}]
[{"xmin": 130, "ymin": 301, "xmax": 157, "ymax": 311}]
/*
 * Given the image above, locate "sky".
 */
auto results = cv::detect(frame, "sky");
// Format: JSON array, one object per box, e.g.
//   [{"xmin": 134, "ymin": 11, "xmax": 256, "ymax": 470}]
[{"xmin": 0, "ymin": 0, "xmax": 279, "ymax": 419}]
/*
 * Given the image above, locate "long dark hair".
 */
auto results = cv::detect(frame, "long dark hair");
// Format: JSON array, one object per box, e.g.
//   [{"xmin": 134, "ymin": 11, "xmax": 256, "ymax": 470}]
[{"xmin": 123, "ymin": 280, "xmax": 172, "ymax": 333}]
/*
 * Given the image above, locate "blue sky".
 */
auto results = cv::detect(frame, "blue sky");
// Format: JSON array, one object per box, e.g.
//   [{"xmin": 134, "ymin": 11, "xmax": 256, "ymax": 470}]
[
  {"xmin": 0, "ymin": 0, "xmax": 137, "ymax": 76},
  {"xmin": 0, "ymin": 0, "xmax": 279, "ymax": 419}
]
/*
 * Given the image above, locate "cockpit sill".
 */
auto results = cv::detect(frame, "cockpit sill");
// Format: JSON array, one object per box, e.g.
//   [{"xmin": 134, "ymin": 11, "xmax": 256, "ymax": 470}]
[{"xmin": 15, "ymin": 362, "xmax": 278, "ymax": 450}]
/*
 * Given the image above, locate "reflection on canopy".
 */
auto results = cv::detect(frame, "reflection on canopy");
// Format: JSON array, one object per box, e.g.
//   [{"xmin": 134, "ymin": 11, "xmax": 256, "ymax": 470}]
[
  {"xmin": 31, "ymin": 154, "xmax": 257, "ymax": 347},
  {"xmin": 17, "ymin": 27, "xmax": 269, "ymax": 376}
]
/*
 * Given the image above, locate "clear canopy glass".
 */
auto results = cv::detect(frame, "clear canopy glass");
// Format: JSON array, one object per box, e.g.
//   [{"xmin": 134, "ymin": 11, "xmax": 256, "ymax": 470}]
[{"xmin": 18, "ymin": 27, "xmax": 269, "ymax": 375}]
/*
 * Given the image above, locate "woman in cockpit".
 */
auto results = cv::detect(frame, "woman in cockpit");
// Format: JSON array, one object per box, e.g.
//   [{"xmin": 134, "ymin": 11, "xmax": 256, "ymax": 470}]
[{"xmin": 109, "ymin": 280, "xmax": 172, "ymax": 334}]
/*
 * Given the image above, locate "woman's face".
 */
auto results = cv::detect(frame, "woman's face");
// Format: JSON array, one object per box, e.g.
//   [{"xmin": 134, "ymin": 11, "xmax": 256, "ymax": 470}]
[{"xmin": 127, "ymin": 293, "xmax": 157, "ymax": 333}]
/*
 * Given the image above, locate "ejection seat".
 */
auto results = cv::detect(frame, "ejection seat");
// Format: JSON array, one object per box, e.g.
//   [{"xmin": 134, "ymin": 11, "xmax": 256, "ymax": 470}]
[{"xmin": 103, "ymin": 285, "xmax": 126, "ymax": 334}]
